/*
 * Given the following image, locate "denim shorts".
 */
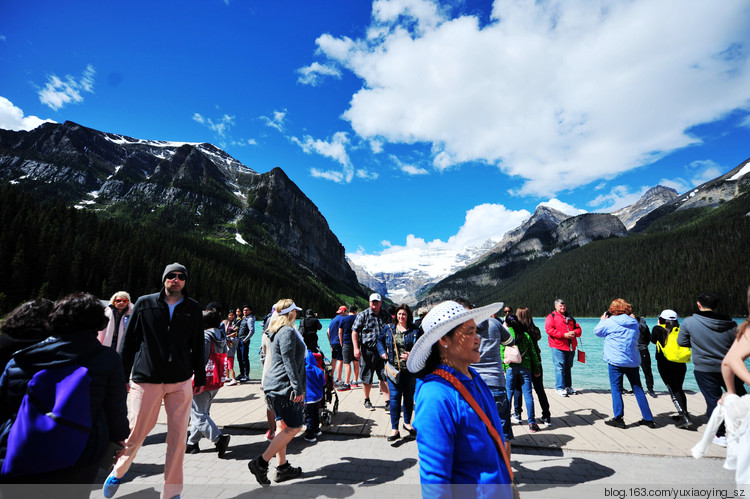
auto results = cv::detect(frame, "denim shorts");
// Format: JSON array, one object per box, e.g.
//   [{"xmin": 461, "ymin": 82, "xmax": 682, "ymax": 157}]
[
  {"xmin": 330, "ymin": 344, "xmax": 343, "ymax": 361},
  {"xmin": 266, "ymin": 393, "xmax": 304, "ymax": 429}
]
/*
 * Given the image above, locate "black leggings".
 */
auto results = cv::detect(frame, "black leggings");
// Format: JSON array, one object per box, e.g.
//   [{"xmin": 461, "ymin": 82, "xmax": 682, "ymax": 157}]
[{"xmin": 656, "ymin": 355, "xmax": 687, "ymax": 413}]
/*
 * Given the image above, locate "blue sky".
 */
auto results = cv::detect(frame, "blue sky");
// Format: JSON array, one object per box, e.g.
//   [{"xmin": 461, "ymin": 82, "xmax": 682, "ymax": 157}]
[{"xmin": 1, "ymin": 0, "xmax": 749, "ymax": 276}]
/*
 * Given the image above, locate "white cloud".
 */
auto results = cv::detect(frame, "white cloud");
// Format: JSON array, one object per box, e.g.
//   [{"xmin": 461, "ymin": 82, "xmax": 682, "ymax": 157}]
[
  {"xmin": 193, "ymin": 112, "xmax": 235, "ymax": 137},
  {"xmin": 38, "ymin": 64, "xmax": 95, "ymax": 110},
  {"xmin": 311, "ymin": 0, "xmax": 750, "ymax": 197},
  {"xmin": 687, "ymin": 159, "xmax": 723, "ymax": 186},
  {"xmin": 0, "ymin": 96, "xmax": 55, "ymax": 130},
  {"xmin": 587, "ymin": 186, "xmax": 647, "ymax": 212},
  {"xmin": 390, "ymin": 154, "xmax": 429, "ymax": 175},
  {"xmin": 292, "ymin": 131, "xmax": 354, "ymax": 182},
  {"xmin": 540, "ymin": 198, "xmax": 587, "ymax": 215},
  {"xmin": 261, "ymin": 109, "xmax": 287, "ymax": 132},
  {"xmin": 310, "ymin": 168, "xmax": 345, "ymax": 183},
  {"xmin": 348, "ymin": 202, "xmax": 530, "ymax": 276},
  {"xmin": 296, "ymin": 62, "xmax": 342, "ymax": 86},
  {"xmin": 659, "ymin": 177, "xmax": 691, "ymax": 194}
]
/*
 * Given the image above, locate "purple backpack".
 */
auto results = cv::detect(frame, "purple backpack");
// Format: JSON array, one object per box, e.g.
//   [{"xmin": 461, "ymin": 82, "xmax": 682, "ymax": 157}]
[{"xmin": 1, "ymin": 364, "xmax": 92, "ymax": 476}]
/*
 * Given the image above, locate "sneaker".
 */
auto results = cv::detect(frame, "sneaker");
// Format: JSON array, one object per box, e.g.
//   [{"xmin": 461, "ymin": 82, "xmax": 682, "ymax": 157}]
[
  {"xmin": 274, "ymin": 462, "xmax": 302, "ymax": 483},
  {"xmin": 510, "ymin": 414, "xmax": 522, "ymax": 425},
  {"xmin": 216, "ymin": 434, "xmax": 230, "ymax": 458},
  {"xmin": 351, "ymin": 382, "xmax": 360, "ymax": 389},
  {"xmin": 337, "ymin": 383, "xmax": 350, "ymax": 391},
  {"xmin": 605, "ymin": 417, "xmax": 626, "ymax": 428},
  {"xmin": 713, "ymin": 435, "xmax": 728, "ymax": 447},
  {"xmin": 528, "ymin": 423, "xmax": 541, "ymax": 433},
  {"xmin": 565, "ymin": 387, "xmax": 577, "ymax": 395},
  {"xmin": 102, "ymin": 471, "xmax": 126, "ymax": 498},
  {"xmin": 315, "ymin": 430, "xmax": 323, "ymax": 437},
  {"xmin": 303, "ymin": 433, "xmax": 317, "ymax": 443},
  {"xmin": 265, "ymin": 430, "xmax": 275, "ymax": 442},
  {"xmin": 637, "ymin": 419, "xmax": 656, "ymax": 428},
  {"xmin": 541, "ymin": 417, "xmax": 552, "ymax": 428},
  {"xmin": 248, "ymin": 457, "xmax": 271, "ymax": 486},
  {"xmin": 647, "ymin": 389, "xmax": 657, "ymax": 398},
  {"xmin": 226, "ymin": 379, "xmax": 238, "ymax": 386},
  {"xmin": 556, "ymin": 389, "xmax": 568, "ymax": 397},
  {"xmin": 622, "ymin": 389, "xmax": 633, "ymax": 394},
  {"xmin": 364, "ymin": 399, "xmax": 374, "ymax": 410},
  {"xmin": 185, "ymin": 442, "xmax": 200, "ymax": 454}
]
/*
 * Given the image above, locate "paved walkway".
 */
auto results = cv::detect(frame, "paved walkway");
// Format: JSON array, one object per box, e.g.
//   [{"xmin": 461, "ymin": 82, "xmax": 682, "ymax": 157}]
[{"xmin": 72, "ymin": 381, "xmax": 742, "ymax": 498}]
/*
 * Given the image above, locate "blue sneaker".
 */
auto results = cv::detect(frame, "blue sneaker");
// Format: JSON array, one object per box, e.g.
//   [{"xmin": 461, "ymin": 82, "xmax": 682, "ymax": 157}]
[{"xmin": 103, "ymin": 471, "xmax": 126, "ymax": 498}]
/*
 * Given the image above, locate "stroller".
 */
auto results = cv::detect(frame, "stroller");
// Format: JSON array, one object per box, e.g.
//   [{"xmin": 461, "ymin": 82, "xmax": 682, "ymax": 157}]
[{"xmin": 312, "ymin": 352, "xmax": 339, "ymax": 426}]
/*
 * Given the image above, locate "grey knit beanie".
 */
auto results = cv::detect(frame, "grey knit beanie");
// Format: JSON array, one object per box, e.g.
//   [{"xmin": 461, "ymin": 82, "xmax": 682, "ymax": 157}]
[{"xmin": 162, "ymin": 262, "xmax": 188, "ymax": 282}]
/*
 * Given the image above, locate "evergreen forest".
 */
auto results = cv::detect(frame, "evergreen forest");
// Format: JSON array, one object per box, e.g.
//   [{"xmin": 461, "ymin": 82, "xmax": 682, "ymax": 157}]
[
  {"xmin": 423, "ymin": 191, "xmax": 750, "ymax": 318},
  {"xmin": 0, "ymin": 185, "xmax": 365, "ymax": 316}
]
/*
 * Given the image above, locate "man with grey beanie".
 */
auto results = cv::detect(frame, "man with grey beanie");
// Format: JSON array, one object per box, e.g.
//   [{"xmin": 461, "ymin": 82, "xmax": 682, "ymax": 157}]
[{"xmin": 103, "ymin": 262, "xmax": 205, "ymax": 499}]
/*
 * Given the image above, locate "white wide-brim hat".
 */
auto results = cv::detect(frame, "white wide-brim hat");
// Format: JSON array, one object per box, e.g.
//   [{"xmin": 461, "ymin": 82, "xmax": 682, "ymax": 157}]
[{"xmin": 407, "ymin": 300, "xmax": 503, "ymax": 373}]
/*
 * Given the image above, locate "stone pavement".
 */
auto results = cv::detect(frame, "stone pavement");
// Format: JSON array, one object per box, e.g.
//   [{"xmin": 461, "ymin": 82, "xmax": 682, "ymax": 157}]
[{"xmin": 70, "ymin": 381, "xmax": 743, "ymax": 498}]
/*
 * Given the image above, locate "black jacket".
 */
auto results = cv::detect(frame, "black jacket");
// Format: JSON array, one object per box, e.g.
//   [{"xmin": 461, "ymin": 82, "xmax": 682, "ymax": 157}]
[
  {"xmin": 120, "ymin": 290, "xmax": 205, "ymax": 386},
  {"xmin": 0, "ymin": 331, "xmax": 129, "ymax": 472}
]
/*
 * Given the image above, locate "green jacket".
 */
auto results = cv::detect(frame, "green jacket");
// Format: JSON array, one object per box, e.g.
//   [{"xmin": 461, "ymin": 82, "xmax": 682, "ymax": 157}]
[{"xmin": 501, "ymin": 325, "xmax": 541, "ymax": 375}]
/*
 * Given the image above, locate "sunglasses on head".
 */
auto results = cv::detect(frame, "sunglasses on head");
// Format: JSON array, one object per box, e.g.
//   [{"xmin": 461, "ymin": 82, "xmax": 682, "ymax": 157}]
[{"xmin": 165, "ymin": 272, "xmax": 186, "ymax": 281}]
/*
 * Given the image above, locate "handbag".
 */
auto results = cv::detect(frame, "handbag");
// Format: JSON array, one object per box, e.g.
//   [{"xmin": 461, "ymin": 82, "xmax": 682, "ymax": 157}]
[
  {"xmin": 384, "ymin": 326, "xmax": 401, "ymax": 384},
  {"xmin": 194, "ymin": 341, "xmax": 227, "ymax": 394},
  {"xmin": 503, "ymin": 345, "xmax": 522, "ymax": 364},
  {"xmin": 433, "ymin": 368, "xmax": 519, "ymax": 498},
  {"xmin": 577, "ymin": 336, "xmax": 586, "ymax": 363}
]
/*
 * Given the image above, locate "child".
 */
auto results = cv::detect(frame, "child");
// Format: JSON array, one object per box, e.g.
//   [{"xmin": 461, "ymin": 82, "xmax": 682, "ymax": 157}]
[{"xmin": 303, "ymin": 349, "xmax": 326, "ymax": 442}]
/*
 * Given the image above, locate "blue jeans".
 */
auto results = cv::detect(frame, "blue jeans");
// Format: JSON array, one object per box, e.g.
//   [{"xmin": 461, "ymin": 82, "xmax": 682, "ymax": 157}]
[
  {"xmin": 608, "ymin": 364, "xmax": 653, "ymax": 421},
  {"xmin": 505, "ymin": 366, "xmax": 535, "ymax": 424},
  {"xmin": 693, "ymin": 369, "xmax": 747, "ymax": 437},
  {"xmin": 489, "ymin": 386, "xmax": 514, "ymax": 441},
  {"xmin": 387, "ymin": 370, "xmax": 416, "ymax": 430},
  {"xmin": 551, "ymin": 348, "xmax": 574, "ymax": 391}
]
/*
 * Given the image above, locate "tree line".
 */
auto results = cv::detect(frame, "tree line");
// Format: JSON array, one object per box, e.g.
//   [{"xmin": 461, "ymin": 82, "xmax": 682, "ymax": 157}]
[
  {"xmin": 425, "ymin": 191, "xmax": 750, "ymax": 318},
  {"xmin": 0, "ymin": 185, "xmax": 362, "ymax": 317}
]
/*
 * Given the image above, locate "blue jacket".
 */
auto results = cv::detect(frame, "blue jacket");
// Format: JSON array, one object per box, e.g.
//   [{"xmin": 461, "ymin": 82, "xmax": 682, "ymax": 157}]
[
  {"xmin": 305, "ymin": 351, "xmax": 325, "ymax": 404},
  {"xmin": 594, "ymin": 314, "xmax": 641, "ymax": 368},
  {"xmin": 413, "ymin": 364, "xmax": 512, "ymax": 498},
  {"xmin": 377, "ymin": 324, "xmax": 420, "ymax": 369},
  {"xmin": 0, "ymin": 331, "xmax": 129, "ymax": 474}
]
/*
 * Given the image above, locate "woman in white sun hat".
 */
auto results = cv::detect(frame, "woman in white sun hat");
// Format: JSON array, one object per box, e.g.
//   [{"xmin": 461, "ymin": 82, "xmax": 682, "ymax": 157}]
[{"xmin": 408, "ymin": 300, "xmax": 513, "ymax": 498}]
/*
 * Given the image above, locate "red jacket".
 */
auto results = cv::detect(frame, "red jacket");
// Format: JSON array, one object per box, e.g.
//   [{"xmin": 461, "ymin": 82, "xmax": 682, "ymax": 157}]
[{"xmin": 545, "ymin": 312, "xmax": 582, "ymax": 351}]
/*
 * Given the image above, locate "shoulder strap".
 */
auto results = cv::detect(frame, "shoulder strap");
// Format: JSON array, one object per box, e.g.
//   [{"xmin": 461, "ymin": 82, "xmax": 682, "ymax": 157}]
[
  {"xmin": 392, "ymin": 326, "xmax": 401, "ymax": 369},
  {"xmin": 433, "ymin": 369, "xmax": 513, "ymax": 481}
]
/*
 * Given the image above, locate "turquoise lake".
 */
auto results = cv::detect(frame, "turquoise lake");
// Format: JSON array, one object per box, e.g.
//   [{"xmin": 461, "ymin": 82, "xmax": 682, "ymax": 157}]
[{"xmin": 241, "ymin": 317, "xmax": 748, "ymax": 391}]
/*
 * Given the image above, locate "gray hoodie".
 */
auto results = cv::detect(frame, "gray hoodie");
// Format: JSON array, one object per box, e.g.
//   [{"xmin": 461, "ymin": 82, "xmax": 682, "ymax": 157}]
[
  {"xmin": 262, "ymin": 325, "xmax": 306, "ymax": 399},
  {"xmin": 203, "ymin": 327, "xmax": 227, "ymax": 363},
  {"xmin": 677, "ymin": 311, "xmax": 737, "ymax": 372}
]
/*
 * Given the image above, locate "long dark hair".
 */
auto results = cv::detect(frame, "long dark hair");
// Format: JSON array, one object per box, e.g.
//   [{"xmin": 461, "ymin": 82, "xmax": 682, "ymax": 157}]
[
  {"xmin": 516, "ymin": 307, "xmax": 541, "ymax": 342},
  {"xmin": 396, "ymin": 304, "xmax": 414, "ymax": 328},
  {"xmin": 737, "ymin": 286, "xmax": 750, "ymax": 341}
]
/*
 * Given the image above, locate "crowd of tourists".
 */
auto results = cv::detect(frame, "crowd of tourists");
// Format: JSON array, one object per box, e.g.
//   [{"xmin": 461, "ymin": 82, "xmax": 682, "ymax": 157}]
[{"xmin": 0, "ymin": 260, "xmax": 748, "ymax": 496}]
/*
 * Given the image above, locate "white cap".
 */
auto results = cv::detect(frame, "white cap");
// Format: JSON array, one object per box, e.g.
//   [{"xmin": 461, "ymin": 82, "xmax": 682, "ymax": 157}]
[
  {"xmin": 659, "ymin": 309, "xmax": 678, "ymax": 321},
  {"xmin": 369, "ymin": 293, "xmax": 382, "ymax": 302}
]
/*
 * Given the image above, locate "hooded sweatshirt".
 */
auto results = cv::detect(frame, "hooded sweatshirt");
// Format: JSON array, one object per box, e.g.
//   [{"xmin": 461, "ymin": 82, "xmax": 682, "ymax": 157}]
[
  {"xmin": 678, "ymin": 311, "xmax": 737, "ymax": 372},
  {"xmin": 0, "ymin": 331, "xmax": 129, "ymax": 473},
  {"xmin": 262, "ymin": 325, "xmax": 306, "ymax": 399}
]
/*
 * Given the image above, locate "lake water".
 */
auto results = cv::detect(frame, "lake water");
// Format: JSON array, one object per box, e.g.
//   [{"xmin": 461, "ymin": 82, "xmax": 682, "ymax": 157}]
[{"xmin": 242, "ymin": 317, "xmax": 748, "ymax": 391}]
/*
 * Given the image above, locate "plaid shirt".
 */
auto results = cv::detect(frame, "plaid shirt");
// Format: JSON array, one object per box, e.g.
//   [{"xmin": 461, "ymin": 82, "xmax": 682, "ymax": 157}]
[{"xmin": 352, "ymin": 307, "xmax": 390, "ymax": 349}]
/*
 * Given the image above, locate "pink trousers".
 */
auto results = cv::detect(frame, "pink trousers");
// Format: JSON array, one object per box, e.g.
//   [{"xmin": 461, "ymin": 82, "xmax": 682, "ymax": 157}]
[{"xmin": 113, "ymin": 379, "xmax": 192, "ymax": 499}]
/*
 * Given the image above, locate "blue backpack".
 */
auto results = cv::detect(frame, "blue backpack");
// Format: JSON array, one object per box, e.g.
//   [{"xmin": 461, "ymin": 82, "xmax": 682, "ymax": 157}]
[{"xmin": 1, "ymin": 364, "xmax": 92, "ymax": 476}]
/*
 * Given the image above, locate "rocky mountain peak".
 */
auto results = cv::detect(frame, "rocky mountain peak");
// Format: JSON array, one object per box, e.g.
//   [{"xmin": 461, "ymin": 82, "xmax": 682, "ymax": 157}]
[{"xmin": 613, "ymin": 185, "xmax": 679, "ymax": 229}]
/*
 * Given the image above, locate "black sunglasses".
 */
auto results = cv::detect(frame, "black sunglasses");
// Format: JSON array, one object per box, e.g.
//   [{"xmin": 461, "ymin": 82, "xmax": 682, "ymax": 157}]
[{"xmin": 165, "ymin": 272, "xmax": 186, "ymax": 281}]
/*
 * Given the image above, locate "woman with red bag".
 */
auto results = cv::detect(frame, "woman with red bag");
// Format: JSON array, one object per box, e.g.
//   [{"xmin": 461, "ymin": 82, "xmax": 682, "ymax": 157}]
[{"xmin": 185, "ymin": 309, "xmax": 230, "ymax": 457}]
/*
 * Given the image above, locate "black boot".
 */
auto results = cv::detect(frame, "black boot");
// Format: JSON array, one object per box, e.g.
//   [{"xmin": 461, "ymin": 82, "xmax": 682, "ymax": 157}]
[{"xmin": 675, "ymin": 412, "xmax": 692, "ymax": 429}]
